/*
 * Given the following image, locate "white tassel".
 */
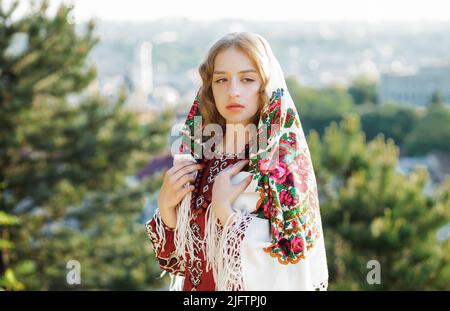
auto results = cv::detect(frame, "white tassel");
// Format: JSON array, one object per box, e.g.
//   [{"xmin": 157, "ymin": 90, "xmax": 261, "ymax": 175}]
[
  {"xmin": 168, "ymin": 273, "xmax": 185, "ymax": 291},
  {"xmin": 204, "ymin": 203, "xmax": 222, "ymax": 275},
  {"xmin": 148, "ymin": 208, "xmax": 167, "ymax": 252},
  {"xmin": 172, "ymin": 154, "xmax": 204, "ymax": 265},
  {"xmin": 170, "ymin": 183, "xmax": 253, "ymax": 291},
  {"xmin": 174, "ymin": 191, "xmax": 195, "ymax": 263},
  {"xmin": 213, "ymin": 210, "xmax": 253, "ymax": 291},
  {"xmin": 173, "ymin": 191, "xmax": 206, "ymax": 265}
]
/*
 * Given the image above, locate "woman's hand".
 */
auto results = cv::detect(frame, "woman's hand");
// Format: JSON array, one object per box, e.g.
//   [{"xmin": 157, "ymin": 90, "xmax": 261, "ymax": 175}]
[
  {"xmin": 157, "ymin": 160, "xmax": 204, "ymax": 229},
  {"xmin": 211, "ymin": 159, "xmax": 253, "ymax": 226}
]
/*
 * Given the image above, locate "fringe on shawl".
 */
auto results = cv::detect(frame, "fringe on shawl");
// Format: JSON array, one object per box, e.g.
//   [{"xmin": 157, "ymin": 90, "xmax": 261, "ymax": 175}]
[
  {"xmin": 147, "ymin": 210, "xmax": 176, "ymax": 283},
  {"xmin": 173, "ymin": 191, "xmax": 205, "ymax": 264},
  {"xmin": 168, "ymin": 273, "xmax": 185, "ymax": 291},
  {"xmin": 204, "ymin": 202, "xmax": 221, "ymax": 274},
  {"xmin": 205, "ymin": 208, "xmax": 253, "ymax": 291},
  {"xmin": 150, "ymin": 208, "xmax": 167, "ymax": 252},
  {"xmin": 155, "ymin": 186, "xmax": 253, "ymax": 291}
]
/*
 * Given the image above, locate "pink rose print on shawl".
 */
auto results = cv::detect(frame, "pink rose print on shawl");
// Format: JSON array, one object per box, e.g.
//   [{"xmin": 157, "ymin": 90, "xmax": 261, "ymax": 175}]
[
  {"xmin": 291, "ymin": 236, "xmax": 305, "ymax": 254},
  {"xmin": 279, "ymin": 189, "xmax": 299, "ymax": 207},
  {"xmin": 279, "ymin": 132, "xmax": 297, "ymax": 149},
  {"xmin": 278, "ymin": 238, "xmax": 291, "ymax": 257},
  {"xmin": 292, "ymin": 153, "xmax": 311, "ymax": 193},
  {"xmin": 277, "ymin": 236, "xmax": 305, "ymax": 257},
  {"xmin": 261, "ymin": 188, "xmax": 273, "ymax": 220},
  {"xmin": 271, "ymin": 159, "xmax": 289, "ymax": 184},
  {"xmin": 258, "ymin": 158, "xmax": 291, "ymax": 184}
]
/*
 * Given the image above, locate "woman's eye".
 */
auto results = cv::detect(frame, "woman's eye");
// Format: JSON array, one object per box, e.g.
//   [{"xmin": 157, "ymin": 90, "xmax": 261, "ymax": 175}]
[{"xmin": 214, "ymin": 78, "xmax": 254, "ymax": 83}]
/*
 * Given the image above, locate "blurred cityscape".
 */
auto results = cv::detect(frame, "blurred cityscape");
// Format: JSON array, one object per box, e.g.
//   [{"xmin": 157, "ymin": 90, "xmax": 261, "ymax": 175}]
[{"xmin": 87, "ymin": 20, "xmax": 450, "ymax": 108}]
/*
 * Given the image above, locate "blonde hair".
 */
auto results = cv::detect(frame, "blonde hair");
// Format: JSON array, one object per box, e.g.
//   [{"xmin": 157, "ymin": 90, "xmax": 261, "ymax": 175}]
[{"xmin": 198, "ymin": 32, "xmax": 270, "ymax": 132}]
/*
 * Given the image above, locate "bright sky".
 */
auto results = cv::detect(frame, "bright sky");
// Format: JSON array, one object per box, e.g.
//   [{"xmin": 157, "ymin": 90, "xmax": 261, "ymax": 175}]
[{"xmin": 8, "ymin": 0, "xmax": 450, "ymax": 22}]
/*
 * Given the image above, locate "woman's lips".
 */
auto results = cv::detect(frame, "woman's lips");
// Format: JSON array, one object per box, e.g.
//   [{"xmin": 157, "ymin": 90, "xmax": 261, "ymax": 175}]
[{"xmin": 226, "ymin": 104, "xmax": 245, "ymax": 111}]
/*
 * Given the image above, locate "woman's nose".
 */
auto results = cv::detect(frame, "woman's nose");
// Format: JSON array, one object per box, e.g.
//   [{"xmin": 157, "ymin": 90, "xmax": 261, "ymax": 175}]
[{"xmin": 229, "ymin": 77, "xmax": 240, "ymax": 97}]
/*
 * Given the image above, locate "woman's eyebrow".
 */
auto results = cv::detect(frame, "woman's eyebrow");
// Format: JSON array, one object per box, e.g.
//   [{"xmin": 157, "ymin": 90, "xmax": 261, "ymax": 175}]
[{"xmin": 213, "ymin": 69, "xmax": 257, "ymax": 74}]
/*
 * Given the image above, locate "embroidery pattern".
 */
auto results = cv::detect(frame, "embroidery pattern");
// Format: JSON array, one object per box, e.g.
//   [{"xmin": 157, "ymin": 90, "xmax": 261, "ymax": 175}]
[
  {"xmin": 188, "ymin": 220, "xmax": 203, "ymax": 289},
  {"xmin": 145, "ymin": 217, "xmax": 185, "ymax": 276},
  {"xmin": 185, "ymin": 148, "xmax": 249, "ymax": 290}
]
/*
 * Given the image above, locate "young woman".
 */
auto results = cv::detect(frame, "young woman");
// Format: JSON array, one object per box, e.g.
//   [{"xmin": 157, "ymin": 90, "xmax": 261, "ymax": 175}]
[{"xmin": 145, "ymin": 32, "xmax": 328, "ymax": 291}]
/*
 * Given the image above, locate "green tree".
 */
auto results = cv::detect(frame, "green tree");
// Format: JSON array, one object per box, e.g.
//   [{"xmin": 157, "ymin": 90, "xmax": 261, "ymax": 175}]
[
  {"xmin": 1, "ymin": 0, "xmax": 172, "ymax": 289},
  {"xmin": 287, "ymin": 76, "xmax": 355, "ymax": 119},
  {"xmin": 403, "ymin": 105, "xmax": 450, "ymax": 156},
  {"xmin": 429, "ymin": 90, "xmax": 445, "ymax": 109},
  {"xmin": 0, "ymin": 208, "xmax": 24, "ymax": 290},
  {"xmin": 308, "ymin": 113, "xmax": 450, "ymax": 290},
  {"xmin": 360, "ymin": 103, "xmax": 421, "ymax": 148},
  {"xmin": 348, "ymin": 76, "xmax": 378, "ymax": 106}
]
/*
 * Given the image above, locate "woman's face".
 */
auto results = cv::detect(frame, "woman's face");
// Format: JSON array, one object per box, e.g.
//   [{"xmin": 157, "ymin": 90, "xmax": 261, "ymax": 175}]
[{"xmin": 212, "ymin": 47, "xmax": 262, "ymax": 126}]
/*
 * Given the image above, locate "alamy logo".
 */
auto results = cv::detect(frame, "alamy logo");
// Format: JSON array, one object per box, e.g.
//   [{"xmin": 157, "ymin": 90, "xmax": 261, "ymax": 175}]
[
  {"xmin": 66, "ymin": 259, "xmax": 81, "ymax": 285},
  {"xmin": 366, "ymin": 259, "xmax": 381, "ymax": 285}
]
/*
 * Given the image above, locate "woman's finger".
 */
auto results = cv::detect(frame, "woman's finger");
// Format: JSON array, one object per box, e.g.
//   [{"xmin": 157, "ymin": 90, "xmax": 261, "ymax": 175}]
[
  {"xmin": 222, "ymin": 159, "xmax": 249, "ymax": 176},
  {"xmin": 171, "ymin": 162, "xmax": 203, "ymax": 182},
  {"xmin": 236, "ymin": 175, "xmax": 253, "ymax": 192},
  {"xmin": 177, "ymin": 184, "xmax": 195, "ymax": 200},
  {"xmin": 167, "ymin": 160, "xmax": 198, "ymax": 176},
  {"xmin": 173, "ymin": 174, "xmax": 196, "ymax": 191},
  {"xmin": 166, "ymin": 160, "xmax": 192, "ymax": 176}
]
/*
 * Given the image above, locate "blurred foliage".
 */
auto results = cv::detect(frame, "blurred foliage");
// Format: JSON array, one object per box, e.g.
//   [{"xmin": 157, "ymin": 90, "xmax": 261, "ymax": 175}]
[
  {"xmin": 348, "ymin": 75, "xmax": 378, "ymax": 106},
  {"xmin": 0, "ymin": 209, "xmax": 24, "ymax": 290},
  {"xmin": 0, "ymin": 0, "xmax": 172, "ymax": 290},
  {"xmin": 287, "ymin": 76, "xmax": 355, "ymax": 119},
  {"xmin": 308, "ymin": 114, "xmax": 450, "ymax": 290},
  {"xmin": 287, "ymin": 76, "xmax": 450, "ymax": 156},
  {"xmin": 359, "ymin": 103, "xmax": 421, "ymax": 148},
  {"xmin": 404, "ymin": 105, "xmax": 450, "ymax": 156}
]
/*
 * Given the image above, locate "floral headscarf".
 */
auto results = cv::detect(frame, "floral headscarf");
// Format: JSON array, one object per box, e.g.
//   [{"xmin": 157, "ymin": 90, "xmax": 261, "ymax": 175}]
[{"xmin": 177, "ymin": 33, "xmax": 324, "ymax": 266}]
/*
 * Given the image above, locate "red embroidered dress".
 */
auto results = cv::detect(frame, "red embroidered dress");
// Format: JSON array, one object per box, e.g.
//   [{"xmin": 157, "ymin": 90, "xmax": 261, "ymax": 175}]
[{"xmin": 145, "ymin": 144, "xmax": 250, "ymax": 291}]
